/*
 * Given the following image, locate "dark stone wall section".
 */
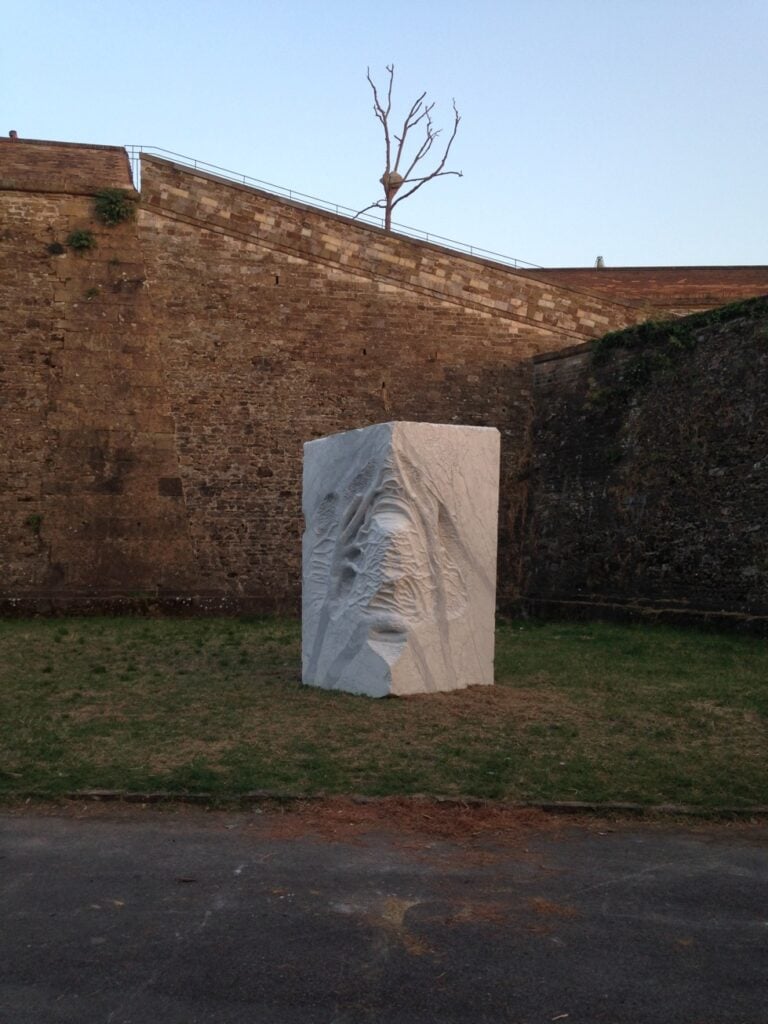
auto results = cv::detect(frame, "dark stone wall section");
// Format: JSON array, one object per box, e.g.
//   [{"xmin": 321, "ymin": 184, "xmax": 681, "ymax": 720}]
[{"xmin": 524, "ymin": 299, "xmax": 768, "ymax": 627}]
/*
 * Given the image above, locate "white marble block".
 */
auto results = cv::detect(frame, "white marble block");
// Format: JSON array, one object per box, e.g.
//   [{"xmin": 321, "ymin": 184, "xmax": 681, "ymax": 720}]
[{"xmin": 302, "ymin": 421, "xmax": 500, "ymax": 697}]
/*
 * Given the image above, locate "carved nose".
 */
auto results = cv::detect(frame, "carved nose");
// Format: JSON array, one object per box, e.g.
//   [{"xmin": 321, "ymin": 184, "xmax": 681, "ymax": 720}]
[
  {"xmin": 370, "ymin": 473, "xmax": 412, "ymax": 534},
  {"xmin": 372, "ymin": 506, "xmax": 411, "ymax": 533}
]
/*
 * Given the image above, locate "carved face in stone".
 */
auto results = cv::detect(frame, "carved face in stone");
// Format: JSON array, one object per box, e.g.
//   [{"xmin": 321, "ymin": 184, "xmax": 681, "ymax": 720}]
[
  {"xmin": 302, "ymin": 422, "xmax": 499, "ymax": 697},
  {"xmin": 310, "ymin": 446, "xmax": 466, "ymax": 634}
]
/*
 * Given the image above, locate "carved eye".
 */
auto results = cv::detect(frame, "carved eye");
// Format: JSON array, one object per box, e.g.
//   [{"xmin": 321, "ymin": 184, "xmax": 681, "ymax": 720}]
[
  {"xmin": 344, "ymin": 460, "xmax": 375, "ymax": 500},
  {"xmin": 314, "ymin": 492, "xmax": 338, "ymax": 533}
]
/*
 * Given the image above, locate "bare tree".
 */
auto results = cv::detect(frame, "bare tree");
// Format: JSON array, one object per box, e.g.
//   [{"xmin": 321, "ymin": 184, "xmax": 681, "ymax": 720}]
[{"xmin": 356, "ymin": 65, "xmax": 462, "ymax": 232}]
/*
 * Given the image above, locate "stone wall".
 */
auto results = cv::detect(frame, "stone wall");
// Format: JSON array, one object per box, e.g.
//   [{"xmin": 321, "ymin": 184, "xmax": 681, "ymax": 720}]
[
  {"xmin": 137, "ymin": 157, "xmax": 646, "ymax": 610},
  {"xmin": 519, "ymin": 266, "xmax": 768, "ymax": 316},
  {"xmin": 0, "ymin": 144, "xmax": 197, "ymax": 610},
  {"xmin": 0, "ymin": 137, "xmax": 135, "ymax": 196},
  {"xmin": 2, "ymin": 137, "xmax": 767, "ymax": 620},
  {"xmin": 524, "ymin": 297, "xmax": 768, "ymax": 629},
  {"xmin": 1, "ymin": 141, "xmax": 648, "ymax": 612},
  {"xmin": 140, "ymin": 157, "xmax": 646, "ymax": 345}
]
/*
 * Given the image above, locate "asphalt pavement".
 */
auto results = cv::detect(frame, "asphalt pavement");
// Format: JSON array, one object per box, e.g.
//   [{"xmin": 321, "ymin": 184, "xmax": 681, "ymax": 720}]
[{"xmin": 1, "ymin": 802, "xmax": 766, "ymax": 1023}]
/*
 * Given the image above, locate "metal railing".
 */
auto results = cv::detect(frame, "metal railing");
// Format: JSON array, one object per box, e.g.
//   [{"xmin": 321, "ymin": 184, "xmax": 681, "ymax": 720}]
[{"xmin": 124, "ymin": 145, "xmax": 542, "ymax": 271}]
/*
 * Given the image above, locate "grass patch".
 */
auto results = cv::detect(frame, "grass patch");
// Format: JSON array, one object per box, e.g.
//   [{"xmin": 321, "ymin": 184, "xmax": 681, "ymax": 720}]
[{"xmin": 0, "ymin": 617, "xmax": 766, "ymax": 808}]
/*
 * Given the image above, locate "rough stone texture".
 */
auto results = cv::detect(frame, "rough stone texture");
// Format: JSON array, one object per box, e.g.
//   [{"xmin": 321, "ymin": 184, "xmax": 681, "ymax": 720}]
[
  {"xmin": 518, "ymin": 266, "xmax": 768, "ymax": 316},
  {"xmin": 136, "ymin": 155, "xmax": 644, "ymax": 612},
  {"xmin": 0, "ymin": 146, "xmax": 196, "ymax": 605},
  {"xmin": 302, "ymin": 422, "xmax": 499, "ymax": 697},
  {"xmin": 2, "ymin": 137, "xmax": 767, "ymax": 622},
  {"xmin": 139, "ymin": 157, "xmax": 646, "ymax": 343},
  {"xmin": 0, "ymin": 137, "xmax": 135, "ymax": 196},
  {"xmin": 524, "ymin": 299, "xmax": 768, "ymax": 627}
]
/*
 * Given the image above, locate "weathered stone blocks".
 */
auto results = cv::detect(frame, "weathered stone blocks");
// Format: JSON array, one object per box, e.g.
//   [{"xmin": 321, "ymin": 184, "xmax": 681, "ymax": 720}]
[{"xmin": 302, "ymin": 421, "xmax": 500, "ymax": 697}]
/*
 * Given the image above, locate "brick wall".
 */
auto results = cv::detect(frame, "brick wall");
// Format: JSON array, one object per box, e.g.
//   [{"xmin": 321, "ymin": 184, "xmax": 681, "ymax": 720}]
[
  {"xmin": 141, "ymin": 157, "xmax": 646, "ymax": 345},
  {"xmin": 137, "ymin": 157, "xmax": 651, "ymax": 610},
  {"xmin": 4, "ymin": 138, "xmax": 762, "ymax": 619},
  {"xmin": 519, "ymin": 266, "xmax": 768, "ymax": 316},
  {"xmin": 0, "ymin": 147, "xmax": 196, "ymax": 611},
  {"xmin": 0, "ymin": 137, "xmax": 135, "ymax": 195}
]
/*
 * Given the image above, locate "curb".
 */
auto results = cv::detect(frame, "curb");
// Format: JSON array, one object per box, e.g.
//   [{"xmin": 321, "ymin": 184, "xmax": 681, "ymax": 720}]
[{"xmin": 12, "ymin": 790, "xmax": 765, "ymax": 821}]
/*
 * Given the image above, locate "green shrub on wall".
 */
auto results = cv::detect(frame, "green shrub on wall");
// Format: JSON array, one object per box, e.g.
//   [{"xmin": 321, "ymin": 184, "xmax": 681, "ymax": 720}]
[
  {"xmin": 94, "ymin": 188, "xmax": 135, "ymax": 226},
  {"xmin": 66, "ymin": 229, "xmax": 96, "ymax": 252},
  {"xmin": 593, "ymin": 295, "xmax": 768, "ymax": 369},
  {"xmin": 587, "ymin": 294, "xmax": 768, "ymax": 410},
  {"xmin": 25, "ymin": 514, "xmax": 43, "ymax": 535}
]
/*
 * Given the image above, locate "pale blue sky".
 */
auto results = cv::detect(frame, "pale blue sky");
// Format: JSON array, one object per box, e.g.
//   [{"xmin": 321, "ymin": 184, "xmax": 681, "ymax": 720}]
[{"xmin": 3, "ymin": 0, "xmax": 766, "ymax": 267}]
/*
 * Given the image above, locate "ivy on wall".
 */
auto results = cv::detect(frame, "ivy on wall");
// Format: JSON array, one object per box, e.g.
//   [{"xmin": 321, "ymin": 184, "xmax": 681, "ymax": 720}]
[{"xmin": 587, "ymin": 294, "xmax": 768, "ymax": 410}]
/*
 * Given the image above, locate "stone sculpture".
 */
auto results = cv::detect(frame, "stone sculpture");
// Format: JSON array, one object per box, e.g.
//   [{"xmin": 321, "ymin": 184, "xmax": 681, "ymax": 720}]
[{"xmin": 302, "ymin": 421, "xmax": 500, "ymax": 697}]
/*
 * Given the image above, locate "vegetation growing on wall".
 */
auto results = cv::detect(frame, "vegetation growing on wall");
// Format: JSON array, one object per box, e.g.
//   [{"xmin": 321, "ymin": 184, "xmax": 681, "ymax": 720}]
[
  {"xmin": 587, "ymin": 294, "xmax": 768, "ymax": 409},
  {"xmin": 24, "ymin": 514, "xmax": 42, "ymax": 535},
  {"xmin": 593, "ymin": 293, "xmax": 768, "ymax": 365},
  {"xmin": 528, "ymin": 294, "xmax": 768, "ymax": 621},
  {"xmin": 66, "ymin": 229, "xmax": 96, "ymax": 252},
  {"xmin": 94, "ymin": 188, "xmax": 136, "ymax": 226}
]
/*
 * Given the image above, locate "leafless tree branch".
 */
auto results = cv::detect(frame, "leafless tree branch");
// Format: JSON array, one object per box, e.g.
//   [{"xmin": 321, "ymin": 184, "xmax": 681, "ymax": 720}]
[
  {"xmin": 366, "ymin": 65, "xmax": 394, "ymax": 174},
  {"xmin": 351, "ymin": 199, "xmax": 387, "ymax": 221},
  {"xmin": 392, "ymin": 100, "xmax": 462, "ymax": 210},
  {"xmin": 356, "ymin": 68, "xmax": 462, "ymax": 231}
]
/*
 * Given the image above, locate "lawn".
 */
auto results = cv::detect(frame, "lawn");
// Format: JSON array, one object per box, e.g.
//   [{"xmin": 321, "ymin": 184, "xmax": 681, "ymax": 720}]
[{"xmin": 1, "ymin": 617, "xmax": 766, "ymax": 809}]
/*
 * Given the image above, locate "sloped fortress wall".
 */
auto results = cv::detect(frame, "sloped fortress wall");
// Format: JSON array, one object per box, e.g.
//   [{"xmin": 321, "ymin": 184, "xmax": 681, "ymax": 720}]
[
  {"xmin": 134, "ymin": 155, "xmax": 645, "ymax": 610},
  {"xmin": 1, "ymin": 138, "xmax": 642, "ymax": 611},
  {"xmin": 518, "ymin": 267, "xmax": 768, "ymax": 317},
  {"xmin": 1, "ymin": 136, "xmax": 766, "ymax": 621}
]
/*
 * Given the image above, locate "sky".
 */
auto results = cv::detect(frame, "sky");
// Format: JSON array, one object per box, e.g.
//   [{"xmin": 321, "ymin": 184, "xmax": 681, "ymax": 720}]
[{"xmin": 3, "ymin": 0, "xmax": 766, "ymax": 268}]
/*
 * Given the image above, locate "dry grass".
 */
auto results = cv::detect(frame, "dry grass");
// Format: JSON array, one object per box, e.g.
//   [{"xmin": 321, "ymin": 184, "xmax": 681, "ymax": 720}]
[{"xmin": 1, "ymin": 616, "xmax": 767, "ymax": 808}]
